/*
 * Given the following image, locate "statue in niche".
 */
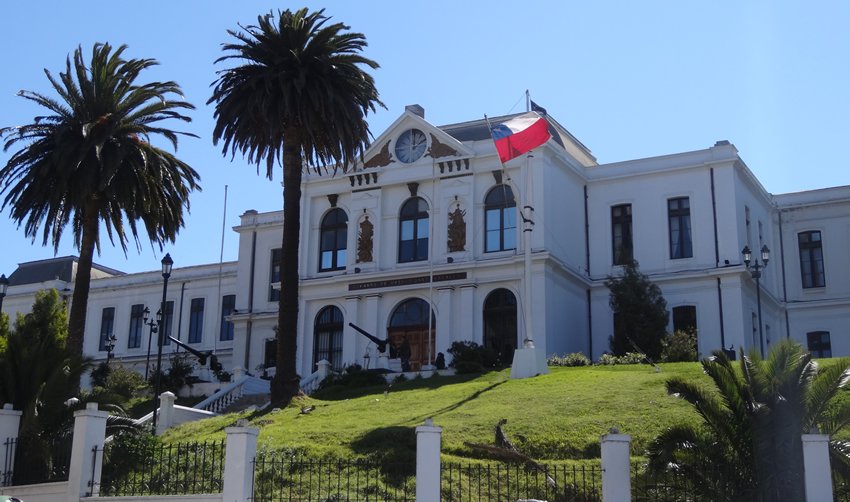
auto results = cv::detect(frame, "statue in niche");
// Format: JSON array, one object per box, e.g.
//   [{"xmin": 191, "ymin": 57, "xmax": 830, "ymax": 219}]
[
  {"xmin": 447, "ymin": 205, "xmax": 467, "ymax": 252},
  {"xmin": 357, "ymin": 216, "xmax": 374, "ymax": 263}
]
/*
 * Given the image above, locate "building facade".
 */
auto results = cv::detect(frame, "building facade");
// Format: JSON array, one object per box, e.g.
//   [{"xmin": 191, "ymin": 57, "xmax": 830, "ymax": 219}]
[{"xmin": 2, "ymin": 105, "xmax": 848, "ymax": 381}]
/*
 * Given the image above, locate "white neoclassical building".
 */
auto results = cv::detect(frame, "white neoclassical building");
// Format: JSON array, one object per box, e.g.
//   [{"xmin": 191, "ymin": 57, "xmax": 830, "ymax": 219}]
[{"xmin": 2, "ymin": 104, "xmax": 848, "ymax": 381}]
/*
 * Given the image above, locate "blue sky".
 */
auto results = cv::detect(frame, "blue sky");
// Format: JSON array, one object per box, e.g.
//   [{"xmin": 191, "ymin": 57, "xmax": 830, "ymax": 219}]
[{"xmin": 1, "ymin": 1, "xmax": 848, "ymax": 276}]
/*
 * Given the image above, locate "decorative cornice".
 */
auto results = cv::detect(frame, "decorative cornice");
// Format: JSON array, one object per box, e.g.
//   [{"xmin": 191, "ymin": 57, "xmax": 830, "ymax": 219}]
[
  {"xmin": 364, "ymin": 141, "xmax": 392, "ymax": 169},
  {"xmin": 427, "ymin": 133, "xmax": 459, "ymax": 159}
]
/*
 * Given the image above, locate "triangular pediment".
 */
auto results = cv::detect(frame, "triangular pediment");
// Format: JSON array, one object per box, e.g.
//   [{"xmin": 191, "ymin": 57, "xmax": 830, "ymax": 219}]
[{"xmin": 356, "ymin": 107, "xmax": 475, "ymax": 172}]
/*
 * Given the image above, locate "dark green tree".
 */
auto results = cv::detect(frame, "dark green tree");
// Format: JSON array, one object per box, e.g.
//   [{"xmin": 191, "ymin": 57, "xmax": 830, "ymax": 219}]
[
  {"xmin": 0, "ymin": 43, "xmax": 201, "ymax": 359},
  {"xmin": 209, "ymin": 8, "xmax": 383, "ymax": 406},
  {"xmin": 647, "ymin": 340, "xmax": 850, "ymax": 501},
  {"xmin": 605, "ymin": 260, "xmax": 668, "ymax": 359}
]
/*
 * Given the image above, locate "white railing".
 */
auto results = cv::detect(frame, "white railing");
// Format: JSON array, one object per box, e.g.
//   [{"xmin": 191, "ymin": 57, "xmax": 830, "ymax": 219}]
[
  {"xmin": 299, "ymin": 359, "xmax": 333, "ymax": 395},
  {"xmin": 194, "ymin": 376, "xmax": 270, "ymax": 414}
]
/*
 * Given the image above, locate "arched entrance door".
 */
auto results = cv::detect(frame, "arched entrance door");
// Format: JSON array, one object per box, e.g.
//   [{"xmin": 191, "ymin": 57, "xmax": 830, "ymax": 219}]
[
  {"xmin": 483, "ymin": 289, "xmax": 518, "ymax": 365},
  {"xmin": 388, "ymin": 298, "xmax": 435, "ymax": 371}
]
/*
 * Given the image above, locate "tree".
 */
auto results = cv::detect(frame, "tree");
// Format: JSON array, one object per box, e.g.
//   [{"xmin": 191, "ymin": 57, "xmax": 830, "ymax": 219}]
[
  {"xmin": 647, "ymin": 340, "xmax": 850, "ymax": 501},
  {"xmin": 605, "ymin": 260, "xmax": 668, "ymax": 359},
  {"xmin": 0, "ymin": 43, "xmax": 201, "ymax": 359},
  {"xmin": 209, "ymin": 8, "xmax": 383, "ymax": 406}
]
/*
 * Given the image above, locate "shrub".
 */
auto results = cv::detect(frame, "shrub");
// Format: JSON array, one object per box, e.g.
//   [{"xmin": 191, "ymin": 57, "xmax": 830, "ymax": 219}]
[
  {"xmin": 661, "ymin": 329, "xmax": 698, "ymax": 362},
  {"xmin": 447, "ymin": 341, "xmax": 499, "ymax": 374},
  {"xmin": 548, "ymin": 352, "xmax": 591, "ymax": 367},
  {"xmin": 103, "ymin": 365, "xmax": 149, "ymax": 400},
  {"xmin": 596, "ymin": 352, "xmax": 645, "ymax": 365},
  {"xmin": 317, "ymin": 364, "xmax": 386, "ymax": 391}
]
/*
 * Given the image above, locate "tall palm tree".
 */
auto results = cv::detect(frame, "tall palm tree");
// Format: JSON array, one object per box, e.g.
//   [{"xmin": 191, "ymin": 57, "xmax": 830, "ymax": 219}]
[
  {"xmin": 647, "ymin": 340, "xmax": 850, "ymax": 501},
  {"xmin": 0, "ymin": 43, "xmax": 201, "ymax": 359},
  {"xmin": 209, "ymin": 8, "xmax": 383, "ymax": 406}
]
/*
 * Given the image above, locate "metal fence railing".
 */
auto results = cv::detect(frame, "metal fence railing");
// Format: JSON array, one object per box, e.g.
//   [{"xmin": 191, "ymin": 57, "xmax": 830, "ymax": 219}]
[
  {"xmin": 2, "ymin": 435, "xmax": 72, "ymax": 487},
  {"xmin": 631, "ymin": 461, "xmax": 758, "ymax": 501},
  {"xmin": 252, "ymin": 453, "xmax": 415, "ymax": 502},
  {"xmin": 99, "ymin": 439, "xmax": 225, "ymax": 496},
  {"xmin": 441, "ymin": 462, "xmax": 601, "ymax": 502}
]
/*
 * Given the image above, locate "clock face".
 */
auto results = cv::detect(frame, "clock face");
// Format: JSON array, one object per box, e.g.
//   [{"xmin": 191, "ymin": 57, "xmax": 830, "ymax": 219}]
[{"xmin": 394, "ymin": 129, "xmax": 427, "ymax": 163}]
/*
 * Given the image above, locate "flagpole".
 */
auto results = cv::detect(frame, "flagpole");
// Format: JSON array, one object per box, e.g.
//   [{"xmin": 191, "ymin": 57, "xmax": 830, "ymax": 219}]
[{"xmin": 525, "ymin": 90, "xmax": 530, "ymax": 112}]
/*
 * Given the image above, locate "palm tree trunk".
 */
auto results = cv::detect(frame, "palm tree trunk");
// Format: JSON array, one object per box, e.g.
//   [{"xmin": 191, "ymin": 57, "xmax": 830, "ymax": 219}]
[
  {"xmin": 68, "ymin": 201, "xmax": 99, "ymax": 362},
  {"xmin": 271, "ymin": 128, "xmax": 304, "ymax": 406}
]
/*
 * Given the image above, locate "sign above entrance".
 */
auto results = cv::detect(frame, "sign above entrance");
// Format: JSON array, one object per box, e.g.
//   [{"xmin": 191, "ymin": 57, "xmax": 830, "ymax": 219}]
[{"xmin": 348, "ymin": 272, "xmax": 467, "ymax": 292}]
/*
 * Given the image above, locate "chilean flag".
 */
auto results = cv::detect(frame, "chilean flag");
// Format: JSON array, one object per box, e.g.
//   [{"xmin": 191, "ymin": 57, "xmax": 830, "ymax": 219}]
[{"xmin": 490, "ymin": 112, "xmax": 551, "ymax": 163}]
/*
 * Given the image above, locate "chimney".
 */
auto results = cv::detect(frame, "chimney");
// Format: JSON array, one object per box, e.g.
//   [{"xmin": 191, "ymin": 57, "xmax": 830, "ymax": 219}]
[{"xmin": 405, "ymin": 104, "xmax": 425, "ymax": 118}]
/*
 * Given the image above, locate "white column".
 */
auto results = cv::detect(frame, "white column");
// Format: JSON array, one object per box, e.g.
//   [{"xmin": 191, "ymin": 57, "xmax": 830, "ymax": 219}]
[
  {"xmin": 156, "ymin": 391, "xmax": 176, "ymax": 436},
  {"xmin": 222, "ymin": 423, "xmax": 260, "ymax": 502},
  {"xmin": 601, "ymin": 433, "xmax": 631, "ymax": 502},
  {"xmin": 363, "ymin": 294, "xmax": 385, "ymax": 368},
  {"xmin": 435, "ymin": 287, "xmax": 454, "ymax": 363},
  {"xmin": 416, "ymin": 418, "xmax": 442, "ymax": 502},
  {"xmin": 802, "ymin": 433, "xmax": 832, "ymax": 502},
  {"xmin": 342, "ymin": 296, "xmax": 361, "ymax": 366},
  {"xmin": 0, "ymin": 404, "xmax": 22, "ymax": 486},
  {"xmin": 458, "ymin": 285, "xmax": 476, "ymax": 344},
  {"xmin": 66, "ymin": 402, "xmax": 108, "ymax": 499}
]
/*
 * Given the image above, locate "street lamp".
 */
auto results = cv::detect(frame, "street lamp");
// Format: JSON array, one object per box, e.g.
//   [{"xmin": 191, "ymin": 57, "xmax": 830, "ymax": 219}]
[
  {"xmin": 742, "ymin": 244, "xmax": 770, "ymax": 357},
  {"xmin": 0, "ymin": 274, "xmax": 9, "ymax": 313},
  {"xmin": 152, "ymin": 253, "xmax": 173, "ymax": 432},
  {"xmin": 143, "ymin": 307, "xmax": 162, "ymax": 380},
  {"xmin": 104, "ymin": 334, "xmax": 118, "ymax": 362}
]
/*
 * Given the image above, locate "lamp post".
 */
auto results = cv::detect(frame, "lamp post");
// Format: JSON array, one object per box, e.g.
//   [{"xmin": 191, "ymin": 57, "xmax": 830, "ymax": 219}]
[
  {"xmin": 0, "ymin": 274, "xmax": 8, "ymax": 313},
  {"xmin": 104, "ymin": 334, "xmax": 117, "ymax": 362},
  {"xmin": 143, "ymin": 307, "xmax": 161, "ymax": 380},
  {"xmin": 152, "ymin": 253, "xmax": 173, "ymax": 432},
  {"xmin": 742, "ymin": 245, "xmax": 770, "ymax": 357}
]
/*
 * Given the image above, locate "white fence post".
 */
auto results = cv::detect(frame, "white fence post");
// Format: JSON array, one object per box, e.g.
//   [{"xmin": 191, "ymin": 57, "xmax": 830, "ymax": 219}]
[
  {"xmin": 66, "ymin": 402, "xmax": 108, "ymax": 500},
  {"xmin": 317, "ymin": 359, "xmax": 332, "ymax": 380},
  {"xmin": 802, "ymin": 433, "xmax": 832, "ymax": 502},
  {"xmin": 601, "ymin": 433, "xmax": 631, "ymax": 502},
  {"xmin": 156, "ymin": 391, "xmax": 176, "ymax": 436},
  {"xmin": 222, "ymin": 422, "xmax": 259, "ymax": 502},
  {"xmin": 0, "ymin": 404, "xmax": 22, "ymax": 485},
  {"xmin": 416, "ymin": 418, "xmax": 441, "ymax": 502}
]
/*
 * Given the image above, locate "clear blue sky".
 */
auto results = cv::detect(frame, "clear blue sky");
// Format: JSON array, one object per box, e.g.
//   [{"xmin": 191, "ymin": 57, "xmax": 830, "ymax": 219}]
[{"xmin": 1, "ymin": 2, "xmax": 848, "ymax": 276}]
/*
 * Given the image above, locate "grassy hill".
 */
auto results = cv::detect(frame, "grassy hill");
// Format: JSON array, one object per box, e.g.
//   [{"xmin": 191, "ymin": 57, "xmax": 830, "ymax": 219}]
[{"xmin": 164, "ymin": 363, "xmax": 711, "ymax": 462}]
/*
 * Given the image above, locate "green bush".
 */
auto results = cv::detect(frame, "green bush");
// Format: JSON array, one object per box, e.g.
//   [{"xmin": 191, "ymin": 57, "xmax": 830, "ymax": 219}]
[
  {"xmin": 447, "ymin": 341, "xmax": 499, "ymax": 374},
  {"xmin": 317, "ymin": 364, "xmax": 387, "ymax": 392},
  {"xmin": 661, "ymin": 329, "xmax": 698, "ymax": 362},
  {"xmin": 548, "ymin": 352, "xmax": 591, "ymax": 367},
  {"xmin": 103, "ymin": 365, "xmax": 149, "ymax": 400},
  {"xmin": 596, "ymin": 352, "xmax": 645, "ymax": 365}
]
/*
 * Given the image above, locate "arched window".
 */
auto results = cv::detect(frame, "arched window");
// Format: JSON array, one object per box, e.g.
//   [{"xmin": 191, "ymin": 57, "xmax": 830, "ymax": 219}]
[
  {"xmin": 483, "ymin": 289, "xmax": 518, "ymax": 365},
  {"xmin": 320, "ymin": 209, "xmax": 348, "ymax": 271},
  {"xmin": 388, "ymin": 298, "xmax": 435, "ymax": 371},
  {"xmin": 313, "ymin": 306, "xmax": 344, "ymax": 371},
  {"xmin": 485, "ymin": 185, "xmax": 517, "ymax": 252},
  {"xmin": 398, "ymin": 197, "xmax": 429, "ymax": 263}
]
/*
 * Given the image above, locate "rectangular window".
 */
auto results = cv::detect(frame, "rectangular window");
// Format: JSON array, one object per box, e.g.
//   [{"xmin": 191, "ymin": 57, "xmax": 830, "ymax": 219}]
[
  {"xmin": 798, "ymin": 231, "xmax": 825, "ymax": 288},
  {"xmin": 128, "ymin": 304, "xmax": 144, "ymax": 349},
  {"xmin": 99, "ymin": 307, "xmax": 115, "ymax": 351},
  {"xmin": 807, "ymin": 331, "xmax": 831, "ymax": 358},
  {"xmin": 162, "ymin": 300, "xmax": 174, "ymax": 345},
  {"xmin": 672, "ymin": 305, "xmax": 697, "ymax": 333},
  {"xmin": 611, "ymin": 204, "xmax": 633, "ymax": 265},
  {"xmin": 264, "ymin": 338, "xmax": 277, "ymax": 369},
  {"xmin": 220, "ymin": 294, "xmax": 236, "ymax": 341},
  {"xmin": 188, "ymin": 298, "xmax": 205, "ymax": 344},
  {"xmin": 668, "ymin": 197, "xmax": 693, "ymax": 259},
  {"xmin": 269, "ymin": 248, "xmax": 282, "ymax": 302}
]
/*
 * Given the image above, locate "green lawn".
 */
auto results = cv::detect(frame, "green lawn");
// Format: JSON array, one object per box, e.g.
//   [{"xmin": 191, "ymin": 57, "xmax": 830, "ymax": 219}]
[{"xmin": 164, "ymin": 363, "xmax": 711, "ymax": 462}]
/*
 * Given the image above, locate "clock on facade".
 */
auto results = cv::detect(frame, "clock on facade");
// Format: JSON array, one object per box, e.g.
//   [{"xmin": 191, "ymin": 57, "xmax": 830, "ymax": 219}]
[{"xmin": 394, "ymin": 128, "xmax": 427, "ymax": 163}]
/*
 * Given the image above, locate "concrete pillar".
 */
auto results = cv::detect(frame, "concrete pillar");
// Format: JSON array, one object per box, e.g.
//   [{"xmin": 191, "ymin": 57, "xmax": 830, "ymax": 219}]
[
  {"xmin": 222, "ymin": 423, "xmax": 260, "ymax": 502},
  {"xmin": 316, "ymin": 359, "xmax": 332, "ymax": 380},
  {"xmin": 364, "ymin": 294, "xmax": 383, "ymax": 364},
  {"xmin": 457, "ymin": 285, "xmax": 476, "ymax": 347},
  {"xmin": 601, "ymin": 433, "xmax": 631, "ymax": 502},
  {"xmin": 342, "ymin": 296, "xmax": 361, "ymax": 366},
  {"xmin": 416, "ymin": 418, "xmax": 442, "ymax": 502},
  {"xmin": 0, "ymin": 404, "xmax": 22, "ymax": 486},
  {"xmin": 802, "ymin": 433, "xmax": 832, "ymax": 502},
  {"xmin": 435, "ymin": 287, "xmax": 454, "ymax": 363},
  {"xmin": 156, "ymin": 391, "xmax": 176, "ymax": 436},
  {"xmin": 66, "ymin": 402, "xmax": 108, "ymax": 499},
  {"xmin": 232, "ymin": 366, "xmax": 245, "ymax": 381}
]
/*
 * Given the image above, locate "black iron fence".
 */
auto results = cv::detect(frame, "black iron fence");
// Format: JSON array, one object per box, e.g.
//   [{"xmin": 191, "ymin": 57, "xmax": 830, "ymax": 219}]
[
  {"xmin": 631, "ymin": 461, "xmax": 758, "ymax": 502},
  {"xmin": 252, "ymin": 453, "xmax": 415, "ymax": 502},
  {"xmin": 99, "ymin": 438, "xmax": 225, "ymax": 496},
  {"xmin": 441, "ymin": 461, "xmax": 601, "ymax": 502},
  {"xmin": 2, "ymin": 435, "xmax": 72, "ymax": 486}
]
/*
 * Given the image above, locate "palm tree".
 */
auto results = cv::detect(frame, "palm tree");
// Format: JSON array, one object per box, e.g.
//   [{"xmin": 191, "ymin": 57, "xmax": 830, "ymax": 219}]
[
  {"xmin": 209, "ymin": 8, "xmax": 383, "ymax": 406},
  {"xmin": 0, "ymin": 43, "xmax": 201, "ymax": 359},
  {"xmin": 647, "ymin": 340, "xmax": 850, "ymax": 501}
]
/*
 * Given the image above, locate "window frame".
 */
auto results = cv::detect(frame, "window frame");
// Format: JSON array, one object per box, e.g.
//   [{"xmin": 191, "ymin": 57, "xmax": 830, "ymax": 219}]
[
  {"xmin": 798, "ymin": 230, "xmax": 825, "ymax": 289},
  {"xmin": 313, "ymin": 306, "xmax": 344, "ymax": 372},
  {"xmin": 269, "ymin": 248, "xmax": 282, "ymax": 301},
  {"xmin": 807, "ymin": 331, "xmax": 831, "ymax": 358},
  {"xmin": 484, "ymin": 185, "xmax": 517, "ymax": 253},
  {"xmin": 319, "ymin": 209, "xmax": 348, "ymax": 272},
  {"xmin": 668, "ymin": 197, "xmax": 693, "ymax": 259},
  {"xmin": 188, "ymin": 297, "xmax": 205, "ymax": 344},
  {"xmin": 128, "ymin": 304, "xmax": 144, "ymax": 349},
  {"xmin": 220, "ymin": 294, "xmax": 236, "ymax": 342},
  {"xmin": 611, "ymin": 203, "xmax": 633, "ymax": 265},
  {"xmin": 99, "ymin": 307, "xmax": 116, "ymax": 351},
  {"xmin": 398, "ymin": 197, "xmax": 430, "ymax": 263}
]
